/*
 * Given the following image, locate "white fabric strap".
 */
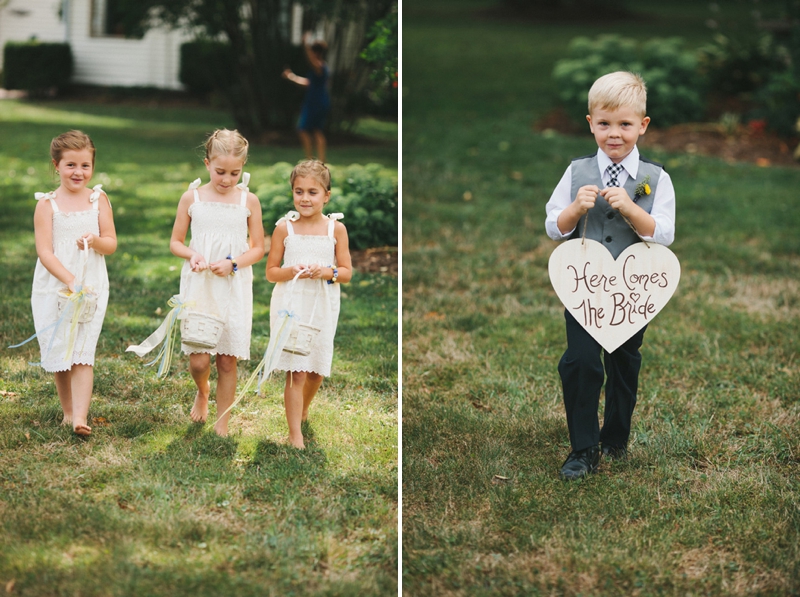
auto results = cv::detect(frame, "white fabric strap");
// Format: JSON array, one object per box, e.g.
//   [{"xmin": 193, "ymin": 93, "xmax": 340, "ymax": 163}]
[
  {"xmin": 189, "ymin": 178, "xmax": 201, "ymax": 202},
  {"xmin": 278, "ymin": 211, "xmax": 300, "ymax": 235},
  {"xmin": 327, "ymin": 213, "xmax": 343, "ymax": 239},
  {"xmin": 35, "ymin": 191, "xmax": 58, "ymax": 212},
  {"xmin": 237, "ymin": 172, "xmax": 250, "ymax": 206},
  {"xmin": 89, "ymin": 184, "xmax": 106, "ymax": 209}
]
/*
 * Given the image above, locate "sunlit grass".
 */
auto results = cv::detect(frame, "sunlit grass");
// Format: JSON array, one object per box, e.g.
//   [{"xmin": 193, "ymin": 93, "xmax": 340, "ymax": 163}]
[
  {"xmin": 402, "ymin": 1, "xmax": 800, "ymax": 595},
  {"xmin": 0, "ymin": 97, "xmax": 397, "ymax": 596}
]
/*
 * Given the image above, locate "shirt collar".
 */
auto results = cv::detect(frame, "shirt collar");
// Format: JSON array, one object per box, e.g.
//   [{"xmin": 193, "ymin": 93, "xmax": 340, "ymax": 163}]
[{"xmin": 597, "ymin": 146, "xmax": 640, "ymax": 180}]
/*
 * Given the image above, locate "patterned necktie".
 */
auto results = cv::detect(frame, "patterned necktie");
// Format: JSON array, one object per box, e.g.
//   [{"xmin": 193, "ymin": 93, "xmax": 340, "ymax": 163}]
[{"xmin": 606, "ymin": 163, "xmax": 623, "ymax": 188}]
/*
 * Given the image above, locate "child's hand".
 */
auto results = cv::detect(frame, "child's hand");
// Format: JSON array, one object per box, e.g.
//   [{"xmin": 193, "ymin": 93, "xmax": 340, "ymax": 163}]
[
  {"xmin": 189, "ymin": 253, "xmax": 207, "ymax": 272},
  {"xmin": 209, "ymin": 258, "xmax": 233, "ymax": 277},
  {"xmin": 76, "ymin": 234, "xmax": 95, "ymax": 251},
  {"xmin": 292, "ymin": 264, "xmax": 309, "ymax": 278},
  {"xmin": 600, "ymin": 187, "xmax": 635, "ymax": 216},
  {"xmin": 67, "ymin": 276, "xmax": 77, "ymax": 293},
  {"xmin": 574, "ymin": 185, "xmax": 599, "ymax": 215},
  {"xmin": 306, "ymin": 263, "xmax": 325, "ymax": 280}
]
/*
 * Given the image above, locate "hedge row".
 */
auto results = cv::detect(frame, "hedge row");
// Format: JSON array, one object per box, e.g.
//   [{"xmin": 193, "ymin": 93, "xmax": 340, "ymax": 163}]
[{"xmin": 3, "ymin": 41, "xmax": 72, "ymax": 94}]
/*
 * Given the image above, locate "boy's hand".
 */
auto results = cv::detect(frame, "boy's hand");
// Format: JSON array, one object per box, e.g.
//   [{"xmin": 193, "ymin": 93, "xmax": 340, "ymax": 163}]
[
  {"xmin": 600, "ymin": 187, "xmax": 635, "ymax": 216},
  {"xmin": 574, "ymin": 185, "xmax": 599, "ymax": 215}
]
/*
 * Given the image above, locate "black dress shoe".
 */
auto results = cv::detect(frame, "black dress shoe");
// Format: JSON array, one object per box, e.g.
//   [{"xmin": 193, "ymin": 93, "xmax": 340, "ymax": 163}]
[
  {"xmin": 602, "ymin": 444, "xmax": 628, "ymax": 461},
  {"xmin": 559, "ymin": 445, "xmax": 600, "ymax": 480}
]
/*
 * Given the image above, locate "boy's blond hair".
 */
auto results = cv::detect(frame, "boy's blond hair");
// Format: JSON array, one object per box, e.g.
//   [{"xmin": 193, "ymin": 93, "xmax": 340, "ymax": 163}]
[
  {"xmin": 587, "ymin": 71, "xmax": 647, "ymax": 118},
  {"xmin": 50, "ymin": 130, "xmax": 95, "ymax": 166},
  {"xmin": 290, "ymin": 159, "xmax": 331, "ymax": 191},
  {"xmin": 204, "ymin": 128, "xmax": 249, "ymax": 163}
]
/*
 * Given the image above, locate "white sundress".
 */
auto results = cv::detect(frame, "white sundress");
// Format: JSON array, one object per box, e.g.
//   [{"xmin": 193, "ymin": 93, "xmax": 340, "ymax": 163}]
[
  {"xmin": 30, "ymin": 186, "xmax": 110, "ymax": 372},
  {"xmin": 179, "ymin": 175, "xmax": 254, "ymax": 359},
  {"xmin": 269, "ymin": 213, "xmax": 342, "ymax": 377}
]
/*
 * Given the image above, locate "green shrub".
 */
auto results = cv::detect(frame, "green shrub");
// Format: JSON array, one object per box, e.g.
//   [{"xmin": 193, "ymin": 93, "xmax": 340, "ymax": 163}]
[
  {"xmin": 698, "ymin": 27, "xmax": 800, "ymax": 136},
  {"xmin": 552, "ymin": 35, "xmax": 705, "ymax": 128},
  {"xmin": 2, "ymin": 41, "xmax": 72, "ymax": 95},
  {"xmin": 697, "ymin": 33, "xmax": 788, "ymax": 97},
  {"xmin": 179, "ymin": 40, "xmax": 234, "ymax": 95},
  {"xmin": 256, "ymin": 162, "xmax": 397, "ymax": 250}
]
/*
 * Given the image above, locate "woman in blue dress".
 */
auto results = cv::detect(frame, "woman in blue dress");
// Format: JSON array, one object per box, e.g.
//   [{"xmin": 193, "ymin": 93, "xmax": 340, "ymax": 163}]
[{"xmin": 283, "ymin": 33, "xmax": 331, "ymax": 162}]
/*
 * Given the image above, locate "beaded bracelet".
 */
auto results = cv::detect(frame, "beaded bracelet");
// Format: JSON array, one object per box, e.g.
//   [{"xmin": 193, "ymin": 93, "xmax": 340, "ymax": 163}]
[
  {"xmin": 226, "ymin": 255, "xmax": 238, "ymax": 275},
  {"xmin": 327, "ymin": 265, "xmax": 338, "ymax": 285}
]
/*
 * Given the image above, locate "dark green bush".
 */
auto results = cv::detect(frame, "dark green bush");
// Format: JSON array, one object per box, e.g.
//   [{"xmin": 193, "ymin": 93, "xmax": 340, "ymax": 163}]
[
  {"xmin": 2, "ymin": 41, "xmax": 72, "ymax": 95},
  {"xmin": 179, "ymin": 40, "xmax": 234, "ymax": 95},
  {"xmin": 553, "ymin": 35, "xmax": 705, "ymax": 128},
  {"xmin": 697, "ymin": 33, "xmax": 788, "ymax": 97},
  {"xmin": 699, "ymin": 26, "xmax": 800, "ymax": 136},
  {"xmin": 256, "ymin": 162, "xmax": 397, "ymax": 251}
]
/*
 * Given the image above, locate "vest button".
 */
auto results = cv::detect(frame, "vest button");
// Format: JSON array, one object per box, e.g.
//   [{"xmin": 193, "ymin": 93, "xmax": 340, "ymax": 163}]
[
  {"xmin": 607, "ymin": 213, "xmax": 614, "ymax": 219},
  {"xmin": 605, "ymin": 236, "xmax": 613, "ymax": 243}
]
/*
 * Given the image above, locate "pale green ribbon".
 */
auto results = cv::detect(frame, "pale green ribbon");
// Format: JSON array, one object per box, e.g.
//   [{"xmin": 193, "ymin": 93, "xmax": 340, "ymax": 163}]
[{"xmin": 126, "ymin": 295, "xmax": 193, "ymax": 378}]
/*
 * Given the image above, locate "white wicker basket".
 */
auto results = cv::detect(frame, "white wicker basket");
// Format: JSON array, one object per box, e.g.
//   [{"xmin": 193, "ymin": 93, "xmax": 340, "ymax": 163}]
[
  {"xmin": 57, "ymin": 288, "xmax": 97, "ymax": 324},
  {"xmin": 283, "ymin": 322, "xmax": 321, "ymax": 356},
  {"xmin": 180, "ymin": 311, "xmax": 226, "ymax": 349}
]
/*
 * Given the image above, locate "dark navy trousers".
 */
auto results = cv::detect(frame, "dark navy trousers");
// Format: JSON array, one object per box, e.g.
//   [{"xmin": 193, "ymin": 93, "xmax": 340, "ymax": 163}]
[{"xmin": 558, "ymin": 310, "xmax": 647, "ymax": 452}]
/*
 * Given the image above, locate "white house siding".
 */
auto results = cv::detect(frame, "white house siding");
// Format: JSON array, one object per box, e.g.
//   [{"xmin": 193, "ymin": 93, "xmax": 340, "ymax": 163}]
[
  {"xmin": 0, "ymin": 0, "xmax": 66, "ymax": 69},
  {"xmin": 1, "ymin": 0, "xmax": 190, "ymax": 89},
  {"xmin": 67, "ymin": 0, "xmax": 190, "ymax": 89}
]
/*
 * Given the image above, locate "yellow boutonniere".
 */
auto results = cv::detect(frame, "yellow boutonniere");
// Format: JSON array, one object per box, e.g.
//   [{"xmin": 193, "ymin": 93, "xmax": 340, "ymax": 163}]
[{"xmin": 634, "ymin": 175, "xmax": 651, "ymax": 201}]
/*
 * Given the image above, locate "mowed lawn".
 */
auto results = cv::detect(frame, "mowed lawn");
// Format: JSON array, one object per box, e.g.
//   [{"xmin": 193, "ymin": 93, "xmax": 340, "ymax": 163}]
[
  {"xmin": 0, "ymin": 99, "xmax": 397, "ymax": 596},
  {"xmin": 402, "ymin": 1, "xmax": 800, "ymax": 595}
]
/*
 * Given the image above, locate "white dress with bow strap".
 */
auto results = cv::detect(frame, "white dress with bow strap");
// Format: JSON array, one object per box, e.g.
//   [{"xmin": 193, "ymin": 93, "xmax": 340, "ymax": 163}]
[
  {"xmin": 269, "ymin": 211, "xmax": 343, "ymax": 377},
  {"xmin": 30, "ymin": 186, "xmax": 110, "ymax": 372},
  {"xmin": 179, "ymin": 175, "xmax": 254, "ymax": 359}
]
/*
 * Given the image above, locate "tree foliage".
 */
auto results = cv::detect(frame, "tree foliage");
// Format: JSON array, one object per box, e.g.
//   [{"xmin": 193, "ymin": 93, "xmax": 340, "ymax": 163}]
[
  {"xmin": 115, "ymin": 0, "xmax": 395, "ymax": 136},
  {"xmin": 361, "ymin": 4, "xmax": 398, "ymax": 106}
]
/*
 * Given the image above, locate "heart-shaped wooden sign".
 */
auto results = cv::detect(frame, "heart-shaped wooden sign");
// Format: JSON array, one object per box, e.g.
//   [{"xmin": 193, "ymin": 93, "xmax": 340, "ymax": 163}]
[{"xmin": 548, "ymin": 239, "xmax": 681, "ymax": 353}]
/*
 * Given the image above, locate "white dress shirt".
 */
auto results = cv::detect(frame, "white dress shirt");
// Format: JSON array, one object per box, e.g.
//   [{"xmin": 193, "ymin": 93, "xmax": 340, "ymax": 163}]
[{"xmin": 544, "ymin": 146, "xmax": 675, "ymax": 246}]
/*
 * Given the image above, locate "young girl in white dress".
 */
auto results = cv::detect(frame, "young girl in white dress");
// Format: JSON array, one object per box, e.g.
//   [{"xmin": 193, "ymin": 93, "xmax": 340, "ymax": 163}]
[
  {"xmin": 170, "ymin": 129, "xmax": 265, "ymax": 436},
  {"xmin": 30, "ymin": 130, "xmax": 117, "ymax": 436},
  {"xmin": 266, "ymin": 160, "xmax": 352, "ymax": 449}
]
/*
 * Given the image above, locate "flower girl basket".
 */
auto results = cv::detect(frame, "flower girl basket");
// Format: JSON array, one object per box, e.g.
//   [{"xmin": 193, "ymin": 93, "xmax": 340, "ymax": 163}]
[
  {"xmin": 179, "ymin": 269, "xmax": 228, "ymax": 350},
  {"xmin": 282, "ymin": 271, "xmax": 322, "ymax": 356},
  {"xmin": 211, "ymin": 268, "xmax": 329, "ymax": 426},
  {"xmin": 57, "ymin": 238, "xmax": 97, "ymax": 324}
]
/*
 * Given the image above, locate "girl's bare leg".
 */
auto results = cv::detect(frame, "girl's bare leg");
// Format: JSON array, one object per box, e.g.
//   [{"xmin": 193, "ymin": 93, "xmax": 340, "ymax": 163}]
[
  {"xmin": 70, "ymin": 364, "xmax": 93, "ymax": 435},
  {"xmin": 298, "ymin": 130, "xmax": 313, "ymax": 160},
  {"xmin": 213, "ymin": 354, "xmax": 237, "ymax": 437},
  {"xmin": 284, "ymin": 371, "xmax": 307, "ymax": 449},
  {"xmin": 302, "ymin": 372, "xmax": 324, "ymax": 422},
  {"xmin": 189, "ymin": 353, "xmax": 211, "ymax": 423},
  {"xmin": 313, "ymin": 130, "xmax": 327, "ymax": 163},
  {"xmin": 54, "ymin": 370, "xmax": 73, "ymax": 426}
]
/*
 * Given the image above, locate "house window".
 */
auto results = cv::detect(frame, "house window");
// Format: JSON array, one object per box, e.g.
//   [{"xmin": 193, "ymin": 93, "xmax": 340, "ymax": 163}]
[{"xmin": 90, "ymin": 0, "xmax": 145, "ymax": 38}]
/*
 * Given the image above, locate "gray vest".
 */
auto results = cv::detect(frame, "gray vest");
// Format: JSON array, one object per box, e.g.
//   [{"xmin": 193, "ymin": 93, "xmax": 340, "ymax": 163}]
[{"xmin": 569, "ymin": 154, "xmax": 662, "ymax": 259}]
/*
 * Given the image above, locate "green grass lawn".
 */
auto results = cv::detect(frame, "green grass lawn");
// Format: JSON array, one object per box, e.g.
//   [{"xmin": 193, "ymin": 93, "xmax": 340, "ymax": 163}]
[
  {"xmin": 0, "ymin": 99, "xmax": 397, "ymax": 595},
  {"xmin": 403, "ymin": 1, "xmax": 800, "ymax": 595}
]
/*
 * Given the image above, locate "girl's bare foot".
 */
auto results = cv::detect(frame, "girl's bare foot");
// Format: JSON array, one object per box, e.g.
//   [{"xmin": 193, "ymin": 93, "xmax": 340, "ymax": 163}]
[
  {"xmin": 289, "ymin": 433, "xmax": 305, "ymax": 449},
  {"xmin": 61, "ymin": 415, "xmax": 73, "ymax": 426},
  {"xmin": 73, "ymin": 424, "xmax": 91, "ymax": 436},
  {"xmin": 213, "ymin": 418, "xmax": 229, "ymax": 437},
  {"xmin": 190, "ymin": 385, "xmax": 210, "ymax": 423}
]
